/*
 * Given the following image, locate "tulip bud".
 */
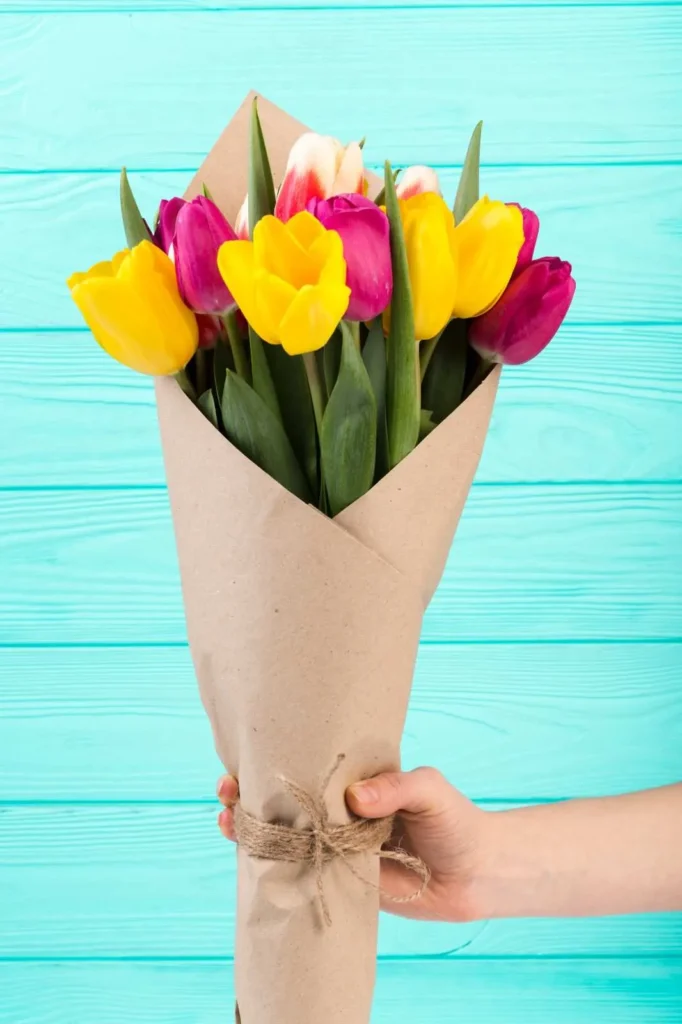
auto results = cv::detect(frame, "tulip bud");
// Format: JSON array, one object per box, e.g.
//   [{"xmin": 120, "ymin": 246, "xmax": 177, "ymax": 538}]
[
  {"xmin": 234, "ymin": 195, "xmax": 250, "ymax": 240},
  {"xmin": 508, "ymin": 203, "xmax": 540, "ymax": 276},
  {"xmin": 154, "ymin": 197, "xmax": 186, "ymax": 254},
  {"xmin": 67, "ymin": 241, "xmax": 199, "ymax": 376},
  {"xmin": 469, "ymin": 256, "xmax": 576, "ymax": 365},
  {"xmin": 396, "ymin": 165, "xmax": 441, "ymax": 200},
  {"xmin": 306, "ymin": 194, "xmax": 392, "ymax": 321},
  {"xmin": 173, "ymin": 196, "xmax": 237, "ymax": 315},
  {"xmin": 275, "ymin": 133, "xmax": 364, "ymax": 222}
]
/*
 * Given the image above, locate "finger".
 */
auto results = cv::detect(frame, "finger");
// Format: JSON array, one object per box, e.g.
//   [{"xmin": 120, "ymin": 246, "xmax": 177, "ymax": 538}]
[
  {"xmin": 217, "ymin": 775, "xmax": 239, "ymax": 806},
  {"xmin": 347, "ymin": 767, "xmax": 450, "ymax": 820},
  {"xmin": 218, "ymin": 807, "xmax": 237, "ymax": 842}
]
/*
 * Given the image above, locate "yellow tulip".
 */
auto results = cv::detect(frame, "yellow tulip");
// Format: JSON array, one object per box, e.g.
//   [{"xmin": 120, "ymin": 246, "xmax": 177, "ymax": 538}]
[
  {"xmin": 452, "ymin": 197, "xmax": 524, "ymax": 319},
  {"xmin": 68, "ymin": 241, "xmax": 199, "ymax": 375},
  {"xmin": 389, "ymin": 192, "xmax": 458, "ymax": 342},
  {"xmin": 217, "ymin": 212, "xmax": 350, "ymax": 355}
]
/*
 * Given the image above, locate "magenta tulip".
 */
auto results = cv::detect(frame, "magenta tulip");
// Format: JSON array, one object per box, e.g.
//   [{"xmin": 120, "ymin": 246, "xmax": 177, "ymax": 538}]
[
  {"xmin": 172, "ymin": 196, "xmax": 237, "ymax": 315},
  {"xmin": 306, "ymin": 194, "xmax": 392, "ymax": 321},
  {"xmin": 508, "ymin": 203, "xmax": 540, "ymax": 277},
  {"xmin": 469, "ymin": 256, "xmax": 576, "ymax": 365},
  {"xmin": 154, "ymin": 197, "xmax": 186, "ymax": 254}
]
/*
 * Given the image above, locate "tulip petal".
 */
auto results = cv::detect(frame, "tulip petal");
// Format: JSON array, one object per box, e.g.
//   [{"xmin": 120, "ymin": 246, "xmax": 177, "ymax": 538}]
[
  {"xmin": 286, "ymin": 210, "xmax": 326, "ymax": 250},
  {"xmin": 253, "ymin": 269, "xmax": 297, "ymax": 344},
  {"xmin": 396, "ymin": 165, "xmax": 441, "ymax": 200},
  {"xmin": 332, "ymin": 141, "xmax": 364, "ymax": 195},
  {"xmin": 404, "ymin": 215, "xmax": 457, "ymax": 342},
  {"xmin": 309, "ymin": 228, "xmax": 347, "ymax": 285},
  {"xmin": 71, "ymin": 276, "xmax": 194, "ymax": 376},
  {"xmin": 278, "ymin": 281, "xmax": 350, "ymax": 355},
  {"xmin": 274, "ymin": 133, "xmax": 339, "ymax": 221},
  {"xmin": 217, "ymin": 239, "xmax": 272, "ymax": 339},
  {"xmin": 235, "ymin": 195, "xmax": 250, "ymax": 240},
  {"xmin": 254, "ymin": 215, "xmax": 317, "ymax": 290},
  {"xmin": 452, "ymin": 198, "xmax": 523, "ymax": 319},
  {"xmin": 67, "ymin": 250, "xmax": 129, "ymax": 289}
]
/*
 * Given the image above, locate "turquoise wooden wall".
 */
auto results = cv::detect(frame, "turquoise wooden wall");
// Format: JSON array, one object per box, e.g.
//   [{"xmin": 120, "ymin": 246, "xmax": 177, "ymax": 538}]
[{"xmin": 1, "ymin": 0, "xmax": 681, "ymax": 1020}]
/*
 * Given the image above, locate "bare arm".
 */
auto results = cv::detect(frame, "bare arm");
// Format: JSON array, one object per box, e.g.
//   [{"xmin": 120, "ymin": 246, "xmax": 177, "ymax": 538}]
[
  {"xmin": 218, "ymin": 770, "xmax": 682, "ymax": 922},
  {"xmin": 476, "ymin": 784, "xmax": 682, "ymax": 919}
]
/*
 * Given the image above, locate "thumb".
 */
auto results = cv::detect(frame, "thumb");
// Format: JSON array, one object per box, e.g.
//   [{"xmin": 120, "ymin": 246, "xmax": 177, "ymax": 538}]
[{"xmin": 346, "ymin": 767, "xmax": 449, "ymax": 820}]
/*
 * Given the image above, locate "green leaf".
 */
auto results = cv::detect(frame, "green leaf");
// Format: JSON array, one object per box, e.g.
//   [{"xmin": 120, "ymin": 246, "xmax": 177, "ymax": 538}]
[
  {"xmin": 383, "ymin": 160, "xmax": 420, "ymax": 469},
  {"xmin": 372, "ymin": 169, "xmax": 400, "ymax": 209},
  {"xmin": 421, "ymin": 319, "xmax": 469, "ymax": 423},
  {"xmin": 453, "ymin": 121, "xmax": 482, "ymax": 224},
  {"xmin": 322, "ymin": 328, "xmax": 342, "ymax": 396},
  {"xmin": 201, "ymin": 182, "xmax": 214, "ymax": 201},
  {"xmin": 120, "ymin": 168, "xmax": 152, "ymax": 247},
  {"xmin": 197, "ymin": 389, "xmax": 219, "ymax": 428},
  {"xmin": 248, "ymin": 98, "xmax": 277, "ymax": 235},
  {"xmin": 173, "ymin": 367, "xmax": 196, "ymax": 401},
  {"xmin": 419, "ymin": 409, "xmax": 437, "ymax": 441},
  {"xmin": 249, "ymin": 327, "xmax": 281, "ymax": 421},
  {"xmin": 321, "ymin": 322, "xmax": 377, "ymax": 516},
  {"xmin": 213, "ymin": 336, "xmax": 234, "ymax": 401},
  {"xmin": 362, "ymin": 320, "xmax": 389, "ymax": 482},
  {"xmin": 264, "ymin": 346, "xmax": 319, "ymax": 495},
  {"xmin": 221, "ymin": 370, "xmax": 311, "ymax": 504}
]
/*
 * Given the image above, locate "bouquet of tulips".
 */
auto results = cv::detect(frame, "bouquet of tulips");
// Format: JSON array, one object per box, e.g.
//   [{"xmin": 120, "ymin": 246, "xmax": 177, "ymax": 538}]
[{"xmin": 68, "ymin": 94, "xmax": 575, "ymax": 1024}]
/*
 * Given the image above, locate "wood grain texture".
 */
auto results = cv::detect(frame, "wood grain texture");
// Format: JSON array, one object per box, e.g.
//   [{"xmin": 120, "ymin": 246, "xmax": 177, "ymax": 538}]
[
  {"xmin": 1, "ymin": 7, "xmax": 680, "ymax": 169},
  {"xmin": 1, "ymin": 960, "xmax": 680, "ymax": 1024},
  {"xmin": 1, "ymin": 644, "xmax": 681, "ymax": 802},
  {"xmin": 3, "ymin": 325, "xmax": 681, "ymax": 487},
  {"xmin": 1, "ymin": 485, "xmax": 680, "ymax": 645},
  {"xmin": 3, "ymin": 164, "xmax": 682, "ymax": 327},
  {"xmin": 1, "ymin": 0, "xmax": 677, "ymax": 10},
  {"xmin": 1, "ymin": 804, "xmax": 681, "ymax": 959}
]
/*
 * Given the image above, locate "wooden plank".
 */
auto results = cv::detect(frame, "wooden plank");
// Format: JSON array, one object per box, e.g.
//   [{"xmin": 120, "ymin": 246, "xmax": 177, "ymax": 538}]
[
  {"xmin": 0, "ymin": 485, "xmax": 680, "ymax": 645},
  {"xmin": 0, "ymin": 804, "xmax": 680, "ymax": 959},
  {"xmin": 2, "ymin": 325, "xmax": 681, "ymax": 487},
  {"xmin": 3, "ymin": 165, "xmax": 682, "ymax": 328},
  {"xmin": 1, "ymin": 7, "xmax": 680, "ymax": 169},
  {"xmin": 1, "ymin": 0, "xmax": 676, "ymax": 11},
  {"xmin": 1, "ymin": 960, "xmax": 680, "ymax": 1024},
  {"xmin": 1, "ymin": 643, "xmax": 680, "ymax": 802}
]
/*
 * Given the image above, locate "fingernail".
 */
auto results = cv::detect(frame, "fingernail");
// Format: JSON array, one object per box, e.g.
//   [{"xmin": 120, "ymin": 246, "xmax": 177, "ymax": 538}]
[
  {"xmin": 217, "ymin": 776, "xmax": 229, "ymax": 798},
  {"xmin": 349, "ymin": 781, "xmax": 378, "ymax": 804},
  {"xmin": 217, "ymin": 810, "xmax": 231, "ymax": 834}
]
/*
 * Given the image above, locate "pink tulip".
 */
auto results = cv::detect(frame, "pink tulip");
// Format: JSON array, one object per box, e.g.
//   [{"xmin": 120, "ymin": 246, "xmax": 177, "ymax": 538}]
[
  {"xmin": 154, "ymin": 197, "xmax": 186, "ymax": 254},
  {"xmin": 307, "ymin": 194, "xmax": 393, "ymax": 322},
  {"xmin": 173, "ymin": 196, "xmax": 237, "ymax": 315},
  {"xmin": 469, "ymin": 256, "xmax": 576, "ymax": 365},
  {"xmin": 396, "ymin": 165, "xmax": 441, "ymax": 200},
  {"xmin": 275, "ymin": 133, "xmax": 364, "ymax": 222},
  {"xmin": 508, "ymin": 203, "xmax": 540, "ymax": 276}
]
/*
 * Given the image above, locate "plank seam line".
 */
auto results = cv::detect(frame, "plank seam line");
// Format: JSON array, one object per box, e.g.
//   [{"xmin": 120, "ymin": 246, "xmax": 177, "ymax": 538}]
[
  {"xmin": 3, "ymin": 1, "xmax": 682, "ymax": 12},
  {"xmin": 4, "ymin": 160, "xmax": 682, "ymax": 174},
  {"xmin": 0, "ymin": 954, "xmax": 680, "ymax": 964},
  {"xmin": 1, "ymin": 639, "xmax": 681, "ymax": 650}
]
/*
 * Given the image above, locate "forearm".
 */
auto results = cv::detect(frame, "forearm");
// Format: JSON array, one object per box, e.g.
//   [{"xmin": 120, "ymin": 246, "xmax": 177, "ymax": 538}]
[{"xmin": 473, "ymin": 784, "xmax": 682, "ymax": 919}]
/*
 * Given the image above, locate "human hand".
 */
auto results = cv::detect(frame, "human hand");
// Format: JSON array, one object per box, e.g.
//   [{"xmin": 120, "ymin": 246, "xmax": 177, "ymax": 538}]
[{"xmin": 217, "ymin": 766, "xmax": 491, "ymax": 923}]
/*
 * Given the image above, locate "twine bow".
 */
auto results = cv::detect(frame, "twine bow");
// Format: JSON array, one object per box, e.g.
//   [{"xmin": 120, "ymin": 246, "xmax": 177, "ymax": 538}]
[{"xmin": 232, "ymin": 754, "xmax": 430, "ymax": 928}]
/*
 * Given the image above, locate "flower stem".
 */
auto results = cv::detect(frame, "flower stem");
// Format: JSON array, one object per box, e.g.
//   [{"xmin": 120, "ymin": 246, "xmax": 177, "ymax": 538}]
[
  {"xmin": 303, "ymin": 351, "xmax": 329, "ymax": 511},
  {"xmin": 346, "ymin": 319, "xmax": 361, "ymax": 349},
  {"xmin": 222, "ymin": 310, "xmax": 250, "ymax": 382},
  {"xmin": 194, "ymin": 348, "xmax": 208, "ymax": 395},
  {"xmin": 464, "ymin": 355, "xmax": 493, "ymax": 399},
  {"xmin": 303, "ymin": 351, "xmax": 326, "ymax": 436},
  {"xmin": 419, "ymin": 329, "xmax": 444, "ymax": 382}
]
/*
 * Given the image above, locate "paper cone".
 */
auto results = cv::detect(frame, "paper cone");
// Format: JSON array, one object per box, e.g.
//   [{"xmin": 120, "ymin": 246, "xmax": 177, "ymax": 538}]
[{"xmin": 156, "ymin": 93, "xmax": 500, "ymax": 1024}]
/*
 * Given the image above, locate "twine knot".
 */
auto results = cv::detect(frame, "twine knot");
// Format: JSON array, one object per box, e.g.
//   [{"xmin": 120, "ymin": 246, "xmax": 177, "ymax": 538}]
[{"xmin": 232, "ymin": 754, "xmax": 430, "ymax": 928}]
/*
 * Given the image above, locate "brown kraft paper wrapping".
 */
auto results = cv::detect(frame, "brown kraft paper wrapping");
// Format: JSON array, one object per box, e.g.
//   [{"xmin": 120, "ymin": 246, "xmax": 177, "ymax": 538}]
[{"xmin": 155, "ymin": 93, "xmax": 501, "ymax": 1024}]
